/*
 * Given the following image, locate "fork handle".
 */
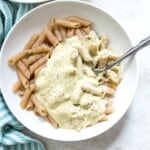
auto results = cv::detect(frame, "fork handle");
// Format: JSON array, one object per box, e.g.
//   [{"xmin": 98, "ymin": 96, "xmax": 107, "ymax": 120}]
[{"xmin": 106, "ymin": 35, "xmax": 150, "ymax": 70}]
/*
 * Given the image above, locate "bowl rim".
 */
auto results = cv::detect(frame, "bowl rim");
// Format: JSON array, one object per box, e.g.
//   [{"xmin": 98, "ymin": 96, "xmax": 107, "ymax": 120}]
[{"xmin": 0, "ymin": 0, "xmax": 139, "ymax": 141}]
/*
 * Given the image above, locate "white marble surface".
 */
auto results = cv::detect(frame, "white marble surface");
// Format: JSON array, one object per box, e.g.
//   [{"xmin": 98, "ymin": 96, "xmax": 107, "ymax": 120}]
[{"xmin": 24, "ymin": 0, "xmax": 150, "ymax": 149}]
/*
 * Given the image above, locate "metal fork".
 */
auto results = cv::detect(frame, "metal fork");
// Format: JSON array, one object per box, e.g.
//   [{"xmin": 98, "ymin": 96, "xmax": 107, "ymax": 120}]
[{"xmin": 93, "ymin": 35, "xmax": 150, "ymax": 74}]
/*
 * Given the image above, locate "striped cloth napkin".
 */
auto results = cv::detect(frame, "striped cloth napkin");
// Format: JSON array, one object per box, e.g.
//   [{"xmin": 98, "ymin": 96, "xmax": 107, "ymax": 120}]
[{"xmin": 0, "ymin": 1, "xmax": 45, "ymax": 150}]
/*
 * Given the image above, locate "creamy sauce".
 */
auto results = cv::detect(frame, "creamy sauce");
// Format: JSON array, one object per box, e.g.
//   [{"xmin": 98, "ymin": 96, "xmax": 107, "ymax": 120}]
[{"xmin": 35, "ymin": 31, "xmax": 119, "ymax": 130}]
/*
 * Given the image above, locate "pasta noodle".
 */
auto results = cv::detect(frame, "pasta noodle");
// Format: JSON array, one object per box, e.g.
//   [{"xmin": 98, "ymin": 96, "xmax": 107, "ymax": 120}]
[
  {"xmin": 47, "ymin": 19, "xmax": 55, "ymax": 31},
  {"xmin": 8, "ymin": 50, "xmax": 27, "ymax": 65},
  {"xmin": 82, "ymin": 83, "xmax": 105, "ymax": 97},
  {"xmin": 67, "ymin": 28, "xmax": 75, "ymax": 38},
  {"xmin": 100, "ymin": 35, "xmax": 109, "ymax": 49},
  {"xmin": 77, "ymin": 47, "xmax": 92, "ymax": 62},
  {"xmin": 97, "ymin": 114, "xmax": 108, "ymax": 122},
  {"xmin": 30, "ymin": 54, "xmax": 49, "ymax": 74},
  {"xmin": 32, "ymin": 30, "xmax": 46, "ymax": 48},
  {"xmin": 59, "ymin": 27, "xmax": 67, "ymax": 39},
  {"xmin": 53, "ymin": 26, "xmax": 63, "ymax": 42},
  {"xmin": 26, "ymin": 100, "xmax": 34, "ymax": 111},
  {"xmin": 31, "ymin": 95, "xmax": 47, "ymax": 116},
  {"xmin": 34, "ymin": 64, "xmax": 46, "ymax": 76},
  {"xmin": 18, "ymin": 90, "xmax": 25, "ymax": 97},
  {"xmin": 104, "ymin": 86, "xmax": 115, "ymax": 97},
  {"xmin": 26, "ymin": 44, "xmax": 51, "ymax": 54},
  {"xmin": 108, "ymin": 54, "xmax": 118, "ymax": 62},
  {"xmin": 22, "ymin": 58, "xmax": 29, "ymax": 67},
  {"xmin": 16, "ymin": 60, "xmax": 31, "ymax": 79},
  {"xmin": 16, "ymin": 69, "xmax": 29, "ymax": 88},
  {"xmin": 47, "ymin": 114, "xmax": 59, "ymax": 128},
  {"xmin": 83, "ymin": 26, "xmax": 91, "ymax": 34},
  {"xmin": 24, "ymin": 33, "xmax": 40, "ymax": 49},
  {"xmin": 55, "ymin": 19, "xmax": 81, "ymax": 28},
  {"xmin": 12, "ymin": 81, "xmax": 22, "ymax": 93},
  {"xmin": 75, "ymin": 28, "xmax": 83, "ymax": 38},
  {"xmin": 45, "ymin": 27, "xmax": 59, "ymax": 47},
  {"xmin": 20, "ymin": 84, "xmax": 35, "ymax": 109},
  {"xmin": 25, "ymin": 54, "xmax": 45, "ymax": 66},
  {"xmin": 67, "ymin": 16, "xmax": 92, "ymax": 27},
  {"xmin": 34, "ymin": 107, "xmax": 40, "ymax": 116},
  {"xmin": 83, "ymin": 65, "xmax": 96, "ymax": 78},
  {"xmin": 105, "ymin": 105, "xmax": 114, "ymax": 114},
  {"xmin": 88, "ymin": 44, "xmax": 98, "ymax": 56}
]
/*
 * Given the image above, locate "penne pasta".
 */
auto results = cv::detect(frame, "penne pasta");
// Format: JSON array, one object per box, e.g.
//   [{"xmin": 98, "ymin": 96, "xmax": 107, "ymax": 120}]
[
  {"xmin": 31, "ymin": 95, "xmax": 47, "ymax": 116},
  {"xmin": 32, "ymin": 30, "xmax": 46, "ymax": 48},
  {"xmin": 22, "ymin": 58, "xmax": 29, "ymax": 67},
  {"xmin": 67, "ymin": 28, "xmax": 75, "ymax": 38},
  {"xmin": 26, "ymin": 44, "xmax": 51, "ymax": 55},
  {"xmin": 34, "ymin": 107, "xmax": 40, "ymax": 116},
  {"xmin": 24, "ymin": 33, "xmax": 40, "ymax": 49},
  {"xmin": 25, "ymin": 54, "xmax": 45, "ymax": 66},
  {"xmin": 100, "ymin": 35, "xmax": 109, "ymax": 49},
  {"xmin": 8, "ymin": 45, "xmax": 50, "ymax": 66},
  {"xmin": 67, "ymin": 16, "xmax": 92, "ymax": 27},
  {"xmin": 55, "ymin": 19, "xmax": 81, "ymax": 28},
  {"xmin": 83, "ymin": 26, "xmax": 92, "ymax": 34},
  {"xmin": 75, "ymin": 28, "xmax": 83, "ymax": 38},
  {"xmin": 18, "ymin": 90, "xmax": 25, "ymax": 97},
  {"xmin": 98, "ymin": 56, "xmax": 108, "ymax": 68},
  {"xmin": 16, "ymin": 60, "xmax": 31, "ymax": 79},
  {"xmin": 104, "ymin": 86, "xmax": 115, "ymax": 97},
  {"xmin": 88, "ymin": 44, "xmax": 98, "ymax": 56},
  {"xmin": 47, "ymin": 18, "xmax": 55, "ymax": 31},
  {"xmin": 26, "ymin": 99, "xmax": 34, "ymax": 111},
  {"xmin": 98, "ymin": 74, "xmax": 110, "ymax": 84},
  {"xmin": 107, "ymin": 83, "xmax": 117, "ymax": 90},
  {"xmin": 8, "ymin": 50, "xmax": 27, "ymax": 65},
  {"xmin": 47, "ymin": 114, "xmax": 59, "ymax": 128},
  {"xmin": 34, "ymin": 64, "xmax": 46, "ymax": 76},
  {"xmin": 30, "ymin": 54, "xmax": 49, "ymax": 75},
  {"xmin": 82, "ymin": 83, "xmax": 105, "ymax": 97},
  {"xmin": 20, "ymin": 84, "xmax": 35, "ymax": 109},
  {"xmin": 29, "ymin": 79, "xmax": 35, "ymax": 85},
  {"xmin": 105, "ymin": 105, "xmax": 114, "ymax": 114},
  {"xmin": 77, "ymin": 47, "xmax": 92, "ymax": 62},
  {"xmin": 16, "ymin": 69, "xmax": 29, "ymax": 88},
  {"xmin": 59, "ymin": 27, "xmax": 67, "ymax": 39},
  {"xmin": 108, "ymin": 55, "xmax": 118, "ymax": 61},
  {"xmin": 98, "ymin": 114, "xmax": 108, "ymax": 122},
  {"xmin": 12, "ymin": 81, "xmax": 22, "ymax": 93},
  {"xmin": 83, "ymin": 65, "xmax": 95, "ymax": 78},
  {"xmin": 45, "ymin": 27, "xmax": 59, "ymax": 47},
  {"xmin": 53, "ymin": 26, "xmax": 63, "ymax": 42}
]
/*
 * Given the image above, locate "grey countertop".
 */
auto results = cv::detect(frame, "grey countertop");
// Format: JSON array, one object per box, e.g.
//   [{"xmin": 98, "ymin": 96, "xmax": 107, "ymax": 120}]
[{"xmin": 24, "ymin": 0, "xmax": 150, "ymax": 149}]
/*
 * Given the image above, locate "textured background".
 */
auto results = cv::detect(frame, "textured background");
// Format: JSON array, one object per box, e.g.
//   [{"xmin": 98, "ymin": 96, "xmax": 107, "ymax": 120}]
[{"xmin": 24, "ymin": 0, "xmax": 150, "ymax": 149}]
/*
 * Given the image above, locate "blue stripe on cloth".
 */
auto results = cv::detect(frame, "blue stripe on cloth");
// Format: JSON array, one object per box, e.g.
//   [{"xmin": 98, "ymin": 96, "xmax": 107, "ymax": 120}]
[
  {"xmin": 0, "ymin": 0, "xmax": 45, "ymax": 150},
  {"xmin": 0, "ymin": 113, "xmax": 13, "ymax": 124},
  {"xmin": 28, "ymin": 143, "xmax": 32, "ymax": 150},
  {"xmin": 2, "ymin": 135, "xmax": 18, "ymax": 145},
  {"xmin": 0, "ymin": 12, "xmax": 4, "ymax": 43},
  {"xmin": 21, "ymin": 144, "xmax": 25, "ymax": 150},
  {"xmin": 0, "ymin": 103, "xmax": 5, "ymax": 110},
  {"xmin": 16, "ymin": 4, "xmax": 29, "ymax": 21},
  {"xmin": 0, "ymin": 1, "xmax": 13, "ymax": 37},
  {"xmin": 12, "ymin": 145, "xmax": 18, "ymax": 150},
  {"xmin": 17, "ymin": 144, "xmax": 22, "ymax": 150}
]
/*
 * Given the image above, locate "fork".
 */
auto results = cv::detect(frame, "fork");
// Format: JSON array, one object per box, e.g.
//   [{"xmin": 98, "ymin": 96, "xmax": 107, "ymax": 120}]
[{"xmin": 93, "ymin": 35, "xmax": 150, "ymax": 74}]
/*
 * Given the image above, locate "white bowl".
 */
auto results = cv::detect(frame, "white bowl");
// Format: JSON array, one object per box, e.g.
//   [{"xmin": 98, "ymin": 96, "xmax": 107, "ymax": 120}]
[{"xmin": 0, "ymin": 0, "xmax": 138, "ymax": 141}]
